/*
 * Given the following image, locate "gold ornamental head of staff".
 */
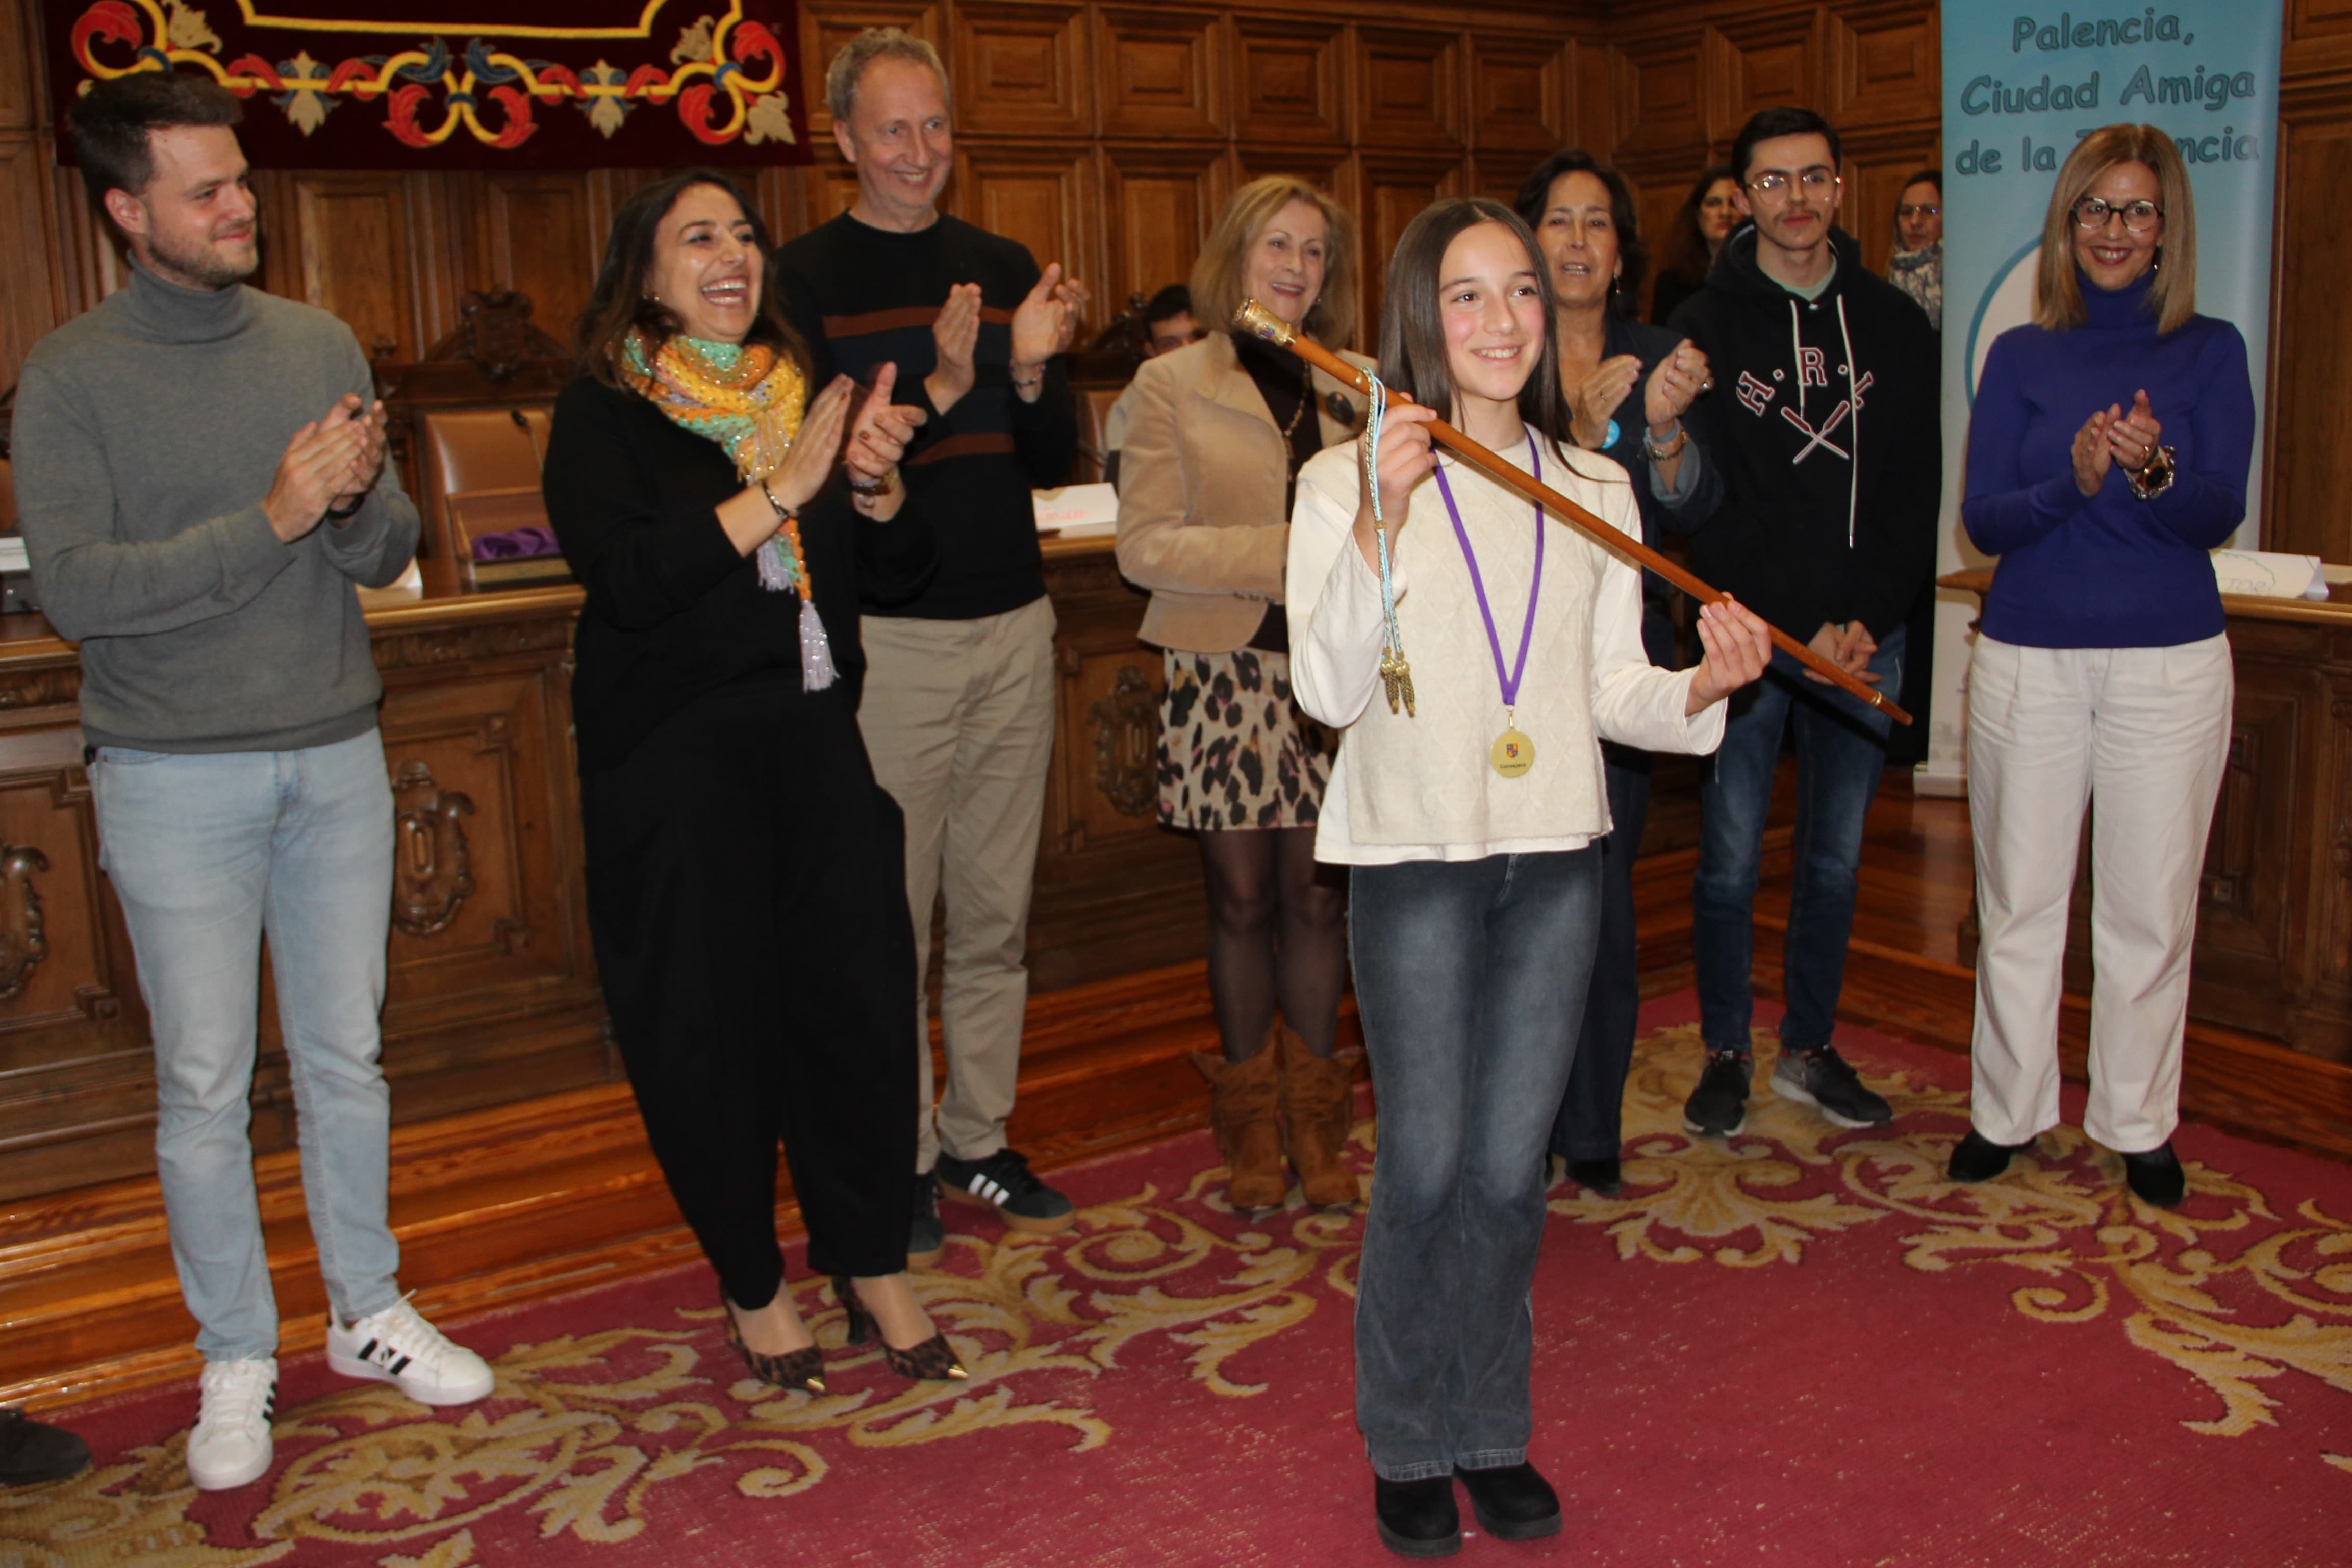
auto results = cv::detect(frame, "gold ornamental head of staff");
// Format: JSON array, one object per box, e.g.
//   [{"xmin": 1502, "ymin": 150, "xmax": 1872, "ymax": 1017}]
[{"xmin": 1232, "ymin": 298, "xmax": 1298, "ymax": 347}]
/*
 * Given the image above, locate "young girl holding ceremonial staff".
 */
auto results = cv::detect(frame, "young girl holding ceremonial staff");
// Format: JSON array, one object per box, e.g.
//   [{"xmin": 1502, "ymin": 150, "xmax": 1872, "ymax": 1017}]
[{"xmin": 1286, "ymin": 197, "xmax": 1772, "ymax": 1558}]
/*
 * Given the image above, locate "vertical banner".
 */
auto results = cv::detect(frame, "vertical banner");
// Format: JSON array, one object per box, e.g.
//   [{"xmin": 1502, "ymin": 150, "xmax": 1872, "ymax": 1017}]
[{"xmin": 1922, "ymin": 4, "xmax": 2283, "ymax": 792}]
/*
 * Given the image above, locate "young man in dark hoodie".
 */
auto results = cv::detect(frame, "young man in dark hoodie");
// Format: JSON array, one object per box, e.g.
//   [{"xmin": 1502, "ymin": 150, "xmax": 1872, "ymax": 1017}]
[{"xmin": 1665, "ymin": 107, "xmax": 1939, "ymax": 1138}]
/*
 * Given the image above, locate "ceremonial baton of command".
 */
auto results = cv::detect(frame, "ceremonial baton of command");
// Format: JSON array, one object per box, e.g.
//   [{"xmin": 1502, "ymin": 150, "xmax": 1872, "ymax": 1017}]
[{"xmin": 1232, "ymin": 298, "xmax": 1914, "ymax": 726}]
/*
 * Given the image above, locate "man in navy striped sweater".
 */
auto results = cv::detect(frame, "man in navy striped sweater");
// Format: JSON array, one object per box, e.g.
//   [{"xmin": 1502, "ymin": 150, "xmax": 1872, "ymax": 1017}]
[{"xmin": 772, "ymin": 28, "xmax": 1088, "ymax": 1268}]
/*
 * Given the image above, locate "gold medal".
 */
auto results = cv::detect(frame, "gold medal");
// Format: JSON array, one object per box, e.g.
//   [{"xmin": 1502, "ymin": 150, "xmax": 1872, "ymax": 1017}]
[{"xmin": 1490, "ymin": 727, "xmax": 1535, "ymax": 778}]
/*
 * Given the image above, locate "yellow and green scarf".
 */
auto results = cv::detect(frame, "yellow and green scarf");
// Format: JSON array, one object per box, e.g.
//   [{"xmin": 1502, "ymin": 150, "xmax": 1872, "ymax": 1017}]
[{"xmin": 621, "ymin": 329, "xmax": 835, "ymax": 689}]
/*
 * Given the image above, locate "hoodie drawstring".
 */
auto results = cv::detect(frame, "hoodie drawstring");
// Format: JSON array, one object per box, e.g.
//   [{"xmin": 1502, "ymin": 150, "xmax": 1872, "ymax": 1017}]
[{"xmin": 1835, "ymin": 292, "xmax": 1858, "ymax": 550}]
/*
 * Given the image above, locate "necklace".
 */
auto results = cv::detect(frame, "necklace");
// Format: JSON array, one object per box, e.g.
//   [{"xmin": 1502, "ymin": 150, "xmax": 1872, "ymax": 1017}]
[
  {"xmin": 1279, "ymin": 363, "xmax": 1312, "ymax": 437},
  {"xmin": 1432, "ymin": 429, "xmax": 1544, "ymax": 778}
]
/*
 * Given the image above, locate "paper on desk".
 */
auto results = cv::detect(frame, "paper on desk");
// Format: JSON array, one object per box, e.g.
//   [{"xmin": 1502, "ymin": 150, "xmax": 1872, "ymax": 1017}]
[
  {"xmin": 2212, "ymin": 549, "xmax": 2330, "ymax": 601},
  {"xmin": 1034, "ymin": 482, "xmax": 1119, "ymax": 537}
]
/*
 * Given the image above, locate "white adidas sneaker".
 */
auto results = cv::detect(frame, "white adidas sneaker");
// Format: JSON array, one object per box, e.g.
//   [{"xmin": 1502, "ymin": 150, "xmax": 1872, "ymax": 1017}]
[
  {"xmin": 326, "ymin": 1297, "xmax": 495, "ymax": 1406},
  {"xmin": 187, "ymin": 1356, "xmax": 277, "ymax": 1491}
]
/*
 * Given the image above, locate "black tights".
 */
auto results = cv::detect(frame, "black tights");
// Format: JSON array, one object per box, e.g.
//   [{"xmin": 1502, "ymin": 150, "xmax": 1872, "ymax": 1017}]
[{"xmin": 1197, "ymin": 826, "xmax": 1348, "ymax": 1063}]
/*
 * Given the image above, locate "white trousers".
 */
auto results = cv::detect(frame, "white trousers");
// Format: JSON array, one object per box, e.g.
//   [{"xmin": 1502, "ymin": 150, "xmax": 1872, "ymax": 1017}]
[{"xmin": 1965, "ymin": 634, "xmax": 2233, "ymax": 1152}]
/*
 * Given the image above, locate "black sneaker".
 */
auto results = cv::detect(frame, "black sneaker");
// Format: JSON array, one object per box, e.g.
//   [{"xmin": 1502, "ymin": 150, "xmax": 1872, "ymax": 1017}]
[
  {"xmin": 0, "ymin": 1407, "xmax": 90, "ymax": 1485},
  {"xmin": 1771, "ymin": 1044, "xmax": 1893, "ymax": 1128},
  {"xmin": 933, "ymin": 1147, "xmax": 1074, "ymax": 1234},
  {"xmin": 909, "ymin": 1171, "xmax": 945, "ymax": 1268},
  {"xmin": 1682, "ymin": 1048, "xmax": 1752, "ymax": 1136},
  {"xmin": 1373, "ymin": 1475, "xmax": 1460, "ymax": 1558},
  {"xmin": 1453, "ymin": 1462, "xmax": 1561, "ymax": 1541}
]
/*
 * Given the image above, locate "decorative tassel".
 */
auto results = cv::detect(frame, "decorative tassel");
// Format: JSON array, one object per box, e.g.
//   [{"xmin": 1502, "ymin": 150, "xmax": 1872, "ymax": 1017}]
[
  {"xmin": 755, "ymin": 536, "xmax": 794, "ymax": 593},
  {"xmin": 797, "ymin": 596, "xmax": 837, "ymax": 692}
]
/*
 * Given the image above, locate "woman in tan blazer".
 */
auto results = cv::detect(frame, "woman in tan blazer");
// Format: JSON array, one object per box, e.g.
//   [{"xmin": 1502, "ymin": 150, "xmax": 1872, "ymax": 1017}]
[{"xmin": 1116, "ymin": 175, "xmax": 1368, "ymax": 1211}]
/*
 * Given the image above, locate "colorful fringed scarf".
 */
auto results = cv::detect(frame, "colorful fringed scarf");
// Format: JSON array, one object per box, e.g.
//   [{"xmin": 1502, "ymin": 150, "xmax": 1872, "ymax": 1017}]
[{"xmin": 620, "ymin": 328, "xmax": 836, "ymax": 690}]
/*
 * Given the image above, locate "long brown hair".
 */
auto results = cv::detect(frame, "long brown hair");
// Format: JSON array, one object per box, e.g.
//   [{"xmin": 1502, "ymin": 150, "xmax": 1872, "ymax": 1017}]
[
  {"xmin": 1376, "ymin": 198, "xmax": 1580, "ymax": 460},
  {"xmin": 1656, "ymin": 164, "xmax": 1735, "ymax": 291},
  {"xmin": 2032, "ymin": 124, "xmax": 2196, "ymax": 335},
  {"xmin": 1189, "ymin": 175, "xmax": 1360, "ymax": 350},
  {"xmin": 575, "ymin": 169, "xmax": 809, "ymax": 388}
]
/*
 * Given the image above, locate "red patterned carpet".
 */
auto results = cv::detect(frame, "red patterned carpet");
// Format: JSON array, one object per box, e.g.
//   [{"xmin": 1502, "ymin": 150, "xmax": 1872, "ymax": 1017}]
[{"xmin": 9, "ymin": 995, "xmax": 2351, "ymax": 1567}]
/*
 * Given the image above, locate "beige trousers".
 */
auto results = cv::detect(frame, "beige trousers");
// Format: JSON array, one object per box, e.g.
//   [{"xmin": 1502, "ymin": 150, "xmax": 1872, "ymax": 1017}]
[
  {"xmin": 1965, "ymin": 634, "xmax": 2233, "ymax": 1153},
  {"xmin": 858, "ymin": 596, "xmax": 1058, "ymax": 1170}
]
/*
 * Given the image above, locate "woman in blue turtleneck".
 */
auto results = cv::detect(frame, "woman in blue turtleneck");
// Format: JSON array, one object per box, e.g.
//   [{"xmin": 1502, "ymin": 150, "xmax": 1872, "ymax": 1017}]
[{"xmin": 1949, "ymin": 125, "xmax": 2254, "ymax": 1210}]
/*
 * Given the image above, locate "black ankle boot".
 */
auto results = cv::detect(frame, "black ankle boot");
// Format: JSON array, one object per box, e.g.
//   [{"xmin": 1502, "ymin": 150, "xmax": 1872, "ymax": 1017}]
[
  {"xmin": 2121, "ymin": 1142, "xmax": 2186, "ymax": 1208},
  {"xmin": 1453, "ymin": 1462, "xmax": 1561, "ymax": 1540},
  {"xmin": 1373, "ymin": 1475, "xmax": 1460, "ymax": 1558},
  {"xmin": 1567, "ymin": 1156, "xmax": 1622, "ymax": 1196},
  {"xmin": 1948, "ymin": 1129, "xmax": 2035, "ymax": 1184}
]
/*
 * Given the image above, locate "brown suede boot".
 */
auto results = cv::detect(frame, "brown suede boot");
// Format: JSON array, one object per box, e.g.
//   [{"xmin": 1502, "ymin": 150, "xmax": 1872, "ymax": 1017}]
[
  {"xmin": 1279, "ymin": 1024, "xmax": 1361, "ymax": 1207},
  {"xmin": 1190, "ymin": 1029, "xmax": 1287, "ymax": 1210}
]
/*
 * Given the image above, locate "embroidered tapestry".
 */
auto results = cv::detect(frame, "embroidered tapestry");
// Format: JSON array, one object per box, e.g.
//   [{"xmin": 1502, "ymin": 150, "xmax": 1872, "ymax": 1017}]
[{"xmin": 45, "ymin": 1, "xmax": 810, "ymax": 169}]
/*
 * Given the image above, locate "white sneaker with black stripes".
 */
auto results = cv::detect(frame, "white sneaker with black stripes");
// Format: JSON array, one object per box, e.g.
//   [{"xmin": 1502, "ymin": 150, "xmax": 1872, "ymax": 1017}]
[
  {"xmin": 327, "ymin": 1296, "xmax": 495, "ymax": 1405},
  {"xmin": 187, "ymin": 1356, "xmax": 277, "ymax": 1490}
]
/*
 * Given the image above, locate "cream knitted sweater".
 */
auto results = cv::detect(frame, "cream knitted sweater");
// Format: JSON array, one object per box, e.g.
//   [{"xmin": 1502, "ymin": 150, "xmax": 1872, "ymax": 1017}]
[{"xmin": 1288, "ymin": 430, "xmax": 1726, "ymax": 865}]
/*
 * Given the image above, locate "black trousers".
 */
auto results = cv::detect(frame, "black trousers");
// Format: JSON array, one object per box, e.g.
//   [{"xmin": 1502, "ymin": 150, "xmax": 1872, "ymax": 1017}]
[
  {"xmin": 1549, "ymin": 744, "xmax": 1651, "ymax": 1162},
  {"xmin": 581, "ymin": 677, "xmax": 918, "ymax": 1306}
]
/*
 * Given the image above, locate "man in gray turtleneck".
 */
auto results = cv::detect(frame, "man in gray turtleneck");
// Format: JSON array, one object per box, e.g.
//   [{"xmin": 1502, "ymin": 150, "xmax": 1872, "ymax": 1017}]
[{"xmin": 11, "ymin": 73, "xmax": 490, "ymax": 1493}]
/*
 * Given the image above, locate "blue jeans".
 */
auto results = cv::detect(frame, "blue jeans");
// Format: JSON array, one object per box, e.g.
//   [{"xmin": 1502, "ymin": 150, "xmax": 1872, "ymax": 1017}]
[
  {"xmin": 94, "ymin": 729, "xmax": 400, "ymax": 1362},
  {"xmin": 1349, "ymin": 849, "xmax": 1602, "ymax": 1481},
  {"xmin": 1550, "ymin": 746, "xmax": 1649, "ymax": 1161},
  {"xmin": 1693, "ymin": 627, "xmax": 1903, "ymax": 1056}
]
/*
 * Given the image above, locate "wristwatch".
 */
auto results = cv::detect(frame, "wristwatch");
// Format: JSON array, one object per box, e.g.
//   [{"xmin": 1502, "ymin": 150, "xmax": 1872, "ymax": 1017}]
[{"xmin": 2126, "ymin": 443, "xmax": 2177, "ymax": 501}]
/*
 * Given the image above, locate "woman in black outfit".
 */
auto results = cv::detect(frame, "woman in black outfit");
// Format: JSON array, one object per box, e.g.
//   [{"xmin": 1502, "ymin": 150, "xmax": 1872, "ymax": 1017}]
[
  {"xmin": 1649, "ymin": 164, "xmax": 1739, "ymax": 326},
  {"xmin": 1515, "ymin": 149, "xmax": 1720, "ymax": 1197},
  {"xmin": 544, "ymin": 168, "xmax": 960, "ymax": 1392}
]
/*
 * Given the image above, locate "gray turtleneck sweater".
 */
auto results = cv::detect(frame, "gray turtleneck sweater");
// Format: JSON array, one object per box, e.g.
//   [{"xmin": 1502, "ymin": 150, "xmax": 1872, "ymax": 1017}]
[{"xmin": 12, "ymin": 262, "xmax": 420, "ymax": 753}]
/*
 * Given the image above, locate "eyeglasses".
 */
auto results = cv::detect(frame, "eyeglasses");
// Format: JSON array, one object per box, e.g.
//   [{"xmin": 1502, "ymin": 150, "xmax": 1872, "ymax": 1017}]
[
  {"xmin": 1895, "ymin": 204, "xmax": 1939, "ymax": 220},
  {"xmin": 2071, "ymin": 196, "xmax": 2162, "ymax": 233},
  {"xmin": 1748, "ymin": 168, "xmax": 1838, "ymax": 197}
]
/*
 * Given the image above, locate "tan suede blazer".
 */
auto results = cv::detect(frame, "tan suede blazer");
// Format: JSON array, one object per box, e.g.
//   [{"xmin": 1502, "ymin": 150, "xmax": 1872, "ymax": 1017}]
[{"xmin": 1114, "ymin": 332, "xmax": 1371, "ymax": 654}]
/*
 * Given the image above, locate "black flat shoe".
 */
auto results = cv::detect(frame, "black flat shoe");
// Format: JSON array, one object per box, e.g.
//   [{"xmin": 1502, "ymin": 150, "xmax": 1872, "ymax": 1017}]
[
  {"xmin": 2121, "ymin": 1142, "xmax": 2186, "ymax": 1208},
  {"xmin": 1567, "ymin": 1156, "xmax": 1622, "ymax": 1196},
  {"xmin": 1373, "ymin": 1475, "xmax": 1460, "ymax": 1558},
  {"xmin": 833, "ymin": 1275, "xmax": 968, "ymax": 1382},
  {"xmin": 1453, "ymin": 1462, "xmax": 1561, "ymax": 1541},
  {"xmin": 721, "ymin": 1288, "xmax": 824, "ymax": 1395},
  {"xmin": 1948, "ymin": 1129, "xmax": 2035, "ymax": 1184}
]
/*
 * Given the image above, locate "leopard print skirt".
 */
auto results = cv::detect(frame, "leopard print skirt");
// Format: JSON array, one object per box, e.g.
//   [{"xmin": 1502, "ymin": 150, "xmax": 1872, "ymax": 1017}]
[{"xmin": 1157, "ymin": 648, "xmax": 1337, "ymax": 831}]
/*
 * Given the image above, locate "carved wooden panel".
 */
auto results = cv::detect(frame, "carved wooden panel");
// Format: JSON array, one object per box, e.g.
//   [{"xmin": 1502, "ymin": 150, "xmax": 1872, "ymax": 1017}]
[
  {"xmin": 1358, "ymin": 153, "xmax": 1467, "ymax": 342},
  {"xmin": 1471, "ymin": 35, "xmax": 1569, "ymax": 155},
  {"xmin": 953, "ymin": 2, "xmax": 1089, "ymax": 138},
  {"xmin": 2321, "ymin": 685, "xmax": 2352, "ymax": 990},
  {"xmin": 954, "ymin": 144, "xmax": 1094, "ymax": 293},
  {"xmin": 267, "ymin": 172, "xmax": 423, "ymax": 362},
  {"xmin": 0, "ymin": 732, "xmax": 134, "ymax": 1046},
  {"xmin": 2268, "ymin": 118, "xmax": 2352, "ymax": 561},
  {"xmin": 1356, "ymin": 27, "xmax": 1463, "ymax": 152},
  {"xmin": 1233, "ymin": 17, "xmax": 1344, "ymax": 145},
  {"xmin": 476, "ymin": 174, "xmax": 598, "ymax": 355},
  {"xmin": 1842, "ymin": 133, "xmax": 1942, "ymax": 277},
  {"xmin": 1711, "ymin": 15, "xmax": 1822, "ymax": 134},
  {"xmin": 1611, "ymin": 34, "xmax": 1707, "ymax": 158},
  {"xmin": 1830, "ymin": 4, "xmax": 1939, "ymax": 128},
  {"xmin": 0, "ymin": 137, "xmax": 58, "ymax": 393},
  {"xmin": 1099, "ymin": 8, "xmax": 1226, "ymax": 140},
  {"xmin": 2194, "ymin": 687, "xmax": 2301, "ymax": 984},
  {"xmin": 0, "ymin": 0, "xmax": 34, "ymax": 130},
  {"xmin": 797, "ymin": 1, "xmax": 945, "ymax": 137},
  {"xmin": 1103, "ymin": 144, "xmax": 1225, "ymax": 308}
]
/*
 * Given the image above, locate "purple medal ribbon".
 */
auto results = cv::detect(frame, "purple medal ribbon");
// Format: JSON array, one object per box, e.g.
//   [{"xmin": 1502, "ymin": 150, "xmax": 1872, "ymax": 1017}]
[{"xmin": 1431, "ymin": 428, "xmax": 1544, "ymax": 711}]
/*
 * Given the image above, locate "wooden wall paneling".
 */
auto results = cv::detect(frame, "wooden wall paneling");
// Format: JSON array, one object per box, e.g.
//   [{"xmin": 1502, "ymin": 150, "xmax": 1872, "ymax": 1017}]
[
  {"xmin": 1231, "ymin": 16, "xmax": 1345, "ymax": 146},
  {"xmin": 1356, "ymin": 151, "xmax": 1467, "ymax": 342},
  {"xmin": 0, "ymin": 0, "xmax": 33, "ymax": 131},
  {"xmin": 1102, "ymin": 143, "xmax": 1225, "ymax": 308},
  {"xmin": 261, "ymin": 172, "xmax": 425, "ymax": 362},
  {"xmin": 1354, "ymin": 26, "xmax": 1464, "ymax": 153},
  {"xmin": 1609, "ymin": 33, "xmax": 1709, "ymax": 162},
  {"xmin": 1097, "ymin": 7, "xmax": 1227, "ymax": 141},
  {"xmin": 2286, "ymin": 0, "xmax": 2352, "ymax": 83},
  {"xmin": 2266, "ymin": 108, "xmax": 2352, "ymax": 562},
  {"xmin": 1828, "ymin": 1, "xmax": 1939, "ymax": 128},
  {"xmin": 1470, "ymin": 33, "xmax": 1571, "ymax": 157},
  {"xmin": 1707, "ymin": 12, "xmax": 1825, "ymax": 140},
  {"xmin": 1, "ymin": 137, "xmax": 57, "ymax": 391},
  {"xmin": 1572, "ymin": 38, "xmax": 1617, "ymax": 160},
  {"xmin": 954, "ymin": 142, "xmax": 1098, "ymax": 306},
  {"xmin": 475, "ymin": 173, "xmax": 599, "ymax": 346},
  {"xmin": 953, "ymin": 1, "xmax": 1090, "ymax": 138},
  {"xmin": 798, "ymin": 0, "xmax": 946, "ymax": 139}
]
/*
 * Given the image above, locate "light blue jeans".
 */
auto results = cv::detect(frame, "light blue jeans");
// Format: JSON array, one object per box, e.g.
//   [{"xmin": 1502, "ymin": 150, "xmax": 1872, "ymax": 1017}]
[{"xmin": 94, "ymin": 729, "xmax": 401, "ymax": 1361}]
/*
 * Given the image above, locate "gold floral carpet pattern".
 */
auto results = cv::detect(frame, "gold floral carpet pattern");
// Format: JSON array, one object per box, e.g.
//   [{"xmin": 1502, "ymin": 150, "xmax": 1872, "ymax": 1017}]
[{"xmin": 8, "ymin": 997, "xmax": 2348, "ymax": 1567}]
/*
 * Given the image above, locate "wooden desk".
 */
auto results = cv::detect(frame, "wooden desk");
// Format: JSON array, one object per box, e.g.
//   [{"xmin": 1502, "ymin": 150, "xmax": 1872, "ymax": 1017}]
[
  {"xmin": 0, "ymin": 536, "xmax": 1195, "ymax": 1205},
  {"xmin": 1941, "ymin": 569, "xmax": 2352, "ymax": 1070}
]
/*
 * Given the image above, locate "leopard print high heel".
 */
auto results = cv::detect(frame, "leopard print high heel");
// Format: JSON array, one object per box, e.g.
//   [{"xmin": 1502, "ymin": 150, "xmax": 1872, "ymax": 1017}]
[
  {"xmin": 832, "ymin": 1275, "xmax": 967, "ymax": 1382},
  {"xmin": 721, "ymin": 1287, "xmax": 825, "ymax": 1395}
]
